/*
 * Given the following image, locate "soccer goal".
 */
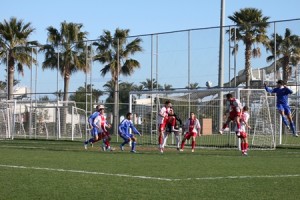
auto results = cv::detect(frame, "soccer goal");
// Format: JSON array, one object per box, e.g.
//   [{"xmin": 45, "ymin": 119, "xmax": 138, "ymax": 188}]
[
  {"xmin": 1, "ymin": 100, "xmax": 88, "ymax": 141},
  {"xmin": 0, "ymin": 102, "xmax": 12, "ymax": 139},
  {"xmin": 129, "ymin": 88, "xmax": 277, "ymax": 150}
]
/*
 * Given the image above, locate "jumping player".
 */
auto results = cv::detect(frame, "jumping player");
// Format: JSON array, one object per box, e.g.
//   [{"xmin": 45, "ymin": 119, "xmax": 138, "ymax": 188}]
[
  {"xmin": 157, "ymin": 100, "xmax": 172, "ymax": 153},
  {"xmin": 219, "ymin": 93, "xmax": 243, "ymax": 136},
  {"xmin": 179, "ymin": 112, "xmax": 201, "ymax": 152},
  {"xmin": 236, "ymin": 106, "xmax": 251, "ymax": 156},
  {"xmin": 162, "ymin": 108, "xmax": 182, "ymax": 151},
  {"xmin": 264, "ymin": 80, "xmax": 298, "ymax": 137},
  {"xmin": 118, "ymin": 112, "xmax": 141, "ymax": 153}
]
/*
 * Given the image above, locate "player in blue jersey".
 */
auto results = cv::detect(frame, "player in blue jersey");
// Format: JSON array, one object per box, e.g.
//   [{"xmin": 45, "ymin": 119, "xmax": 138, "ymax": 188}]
[
  {"xmin": 264, "ymin": 80, "xmax": 298, "ymax": 137},
  {"xmin": 84, "ymin": 105, "xmax": 102, "ymax": 149},
  {"xmin": 118, "ymin": 112, "xmax": 141, "ymax": 153}
]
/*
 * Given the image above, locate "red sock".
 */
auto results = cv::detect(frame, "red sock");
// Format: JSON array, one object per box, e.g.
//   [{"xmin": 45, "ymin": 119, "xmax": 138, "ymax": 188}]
[
  {"xmin": 181, "ymin": 141, "xmax": 185, "ymax": 149},
  {"xmin": 105, "ymin": 140, "xmax": 110, "ymax": 147},
  {"xmin": 245, "ymin": 143, "xmax": 248, "ymax": 151},
  {"xmin": 158, "ymin": 135, "xmax": 163, "ymax": 145},
  {"xmin": 192, "ymin": 141, "xmax": 195, "ymax": 149},
  {"xmin": 241, "ymin": 142, "xmax": 245, "ymax": 151}
]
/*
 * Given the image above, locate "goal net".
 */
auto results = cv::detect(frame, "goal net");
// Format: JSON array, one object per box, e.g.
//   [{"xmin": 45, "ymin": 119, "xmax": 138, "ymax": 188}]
[
  {"xmin": 0, "ymin": 100, "xmax": 88, "ymax": 141},
  {"xmin": 129, "ymin": 88, "xmax": 277, "ymax": 150}
]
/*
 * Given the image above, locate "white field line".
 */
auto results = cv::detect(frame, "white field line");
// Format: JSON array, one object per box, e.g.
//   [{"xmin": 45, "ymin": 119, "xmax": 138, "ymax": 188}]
[{"xmin": 0, "ymin": 164, "xmax": 299, "ymax": 182}]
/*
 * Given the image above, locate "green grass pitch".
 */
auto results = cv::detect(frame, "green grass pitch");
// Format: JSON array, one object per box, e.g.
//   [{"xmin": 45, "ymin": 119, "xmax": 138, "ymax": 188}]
[{"xmin": 0, "ymin": 139, "xmax": 299, "ymax": 200}]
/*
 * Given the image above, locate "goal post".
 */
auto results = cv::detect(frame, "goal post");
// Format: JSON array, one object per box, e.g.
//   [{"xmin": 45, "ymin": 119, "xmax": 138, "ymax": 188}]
[{"xmin": 129, "ymin": 88, "xmax": 277, "ymax": 150}]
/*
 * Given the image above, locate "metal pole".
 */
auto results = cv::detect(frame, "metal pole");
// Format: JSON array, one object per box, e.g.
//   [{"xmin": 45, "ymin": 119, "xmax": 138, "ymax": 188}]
[
  {"xmin": 57, "ymin": 48, "xmax": 60, "ymax": 140},
  {"xmin": 29, "ymin": 47, "xmax": 33, "ymax": 138},
  {"xmin": 218, "ymin": 0, "xmax": 225, "ymax": 131},
  {"xmin": 150, "ymin": 35, "xmax": 154, "ymax": 142},
  {"xmin": 35, "ymin": 47, "xmax": 38, "ymax": 102},
  {"xmin": 228, "ymin": 27, "xmax": 231, "ymax": 87},
  {"xmin": 234, "ymin": 27, "xmax": 237, "ymax": 87},
  {"xmin": 188, "ymin": 30, "xmax": 191, "ymax": 114},
  {"xmin": 85, "ymin": 42, "xmax": 88, "ymax": 142},
  {"xmin": 273, "ymin": 22, "xmax": 281, "ymax": 145}
]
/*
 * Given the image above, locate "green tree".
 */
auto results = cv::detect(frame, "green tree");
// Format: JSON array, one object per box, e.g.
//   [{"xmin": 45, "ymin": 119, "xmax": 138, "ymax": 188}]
[
  {"xmin": 266, "ymin": 28, "xmax": 300, "ymax": 83},
  {"xmin": 228, "ymin": 8, "xmax": 270, "ymax": 88},
  {"xmin": 140, "ymin": 78, "xmax": 162, "ymax": 90},
  {"xmin": 40, "ymin": 21, "xmax": 89, "ymax": 135},
  {"xmin": 40, "ymin": 21, "xmax": 89, "ymax": 101},
  {"xmin": 93, "ymin": 28, "xmax": 142, "ymax": 132},
  {"xmin": 0, "ymin": 17, "xmax": 37, "ymax": 99},
  {"xmin": 132, "ymin": 84, "xmax": 144, "ymax": 99}
]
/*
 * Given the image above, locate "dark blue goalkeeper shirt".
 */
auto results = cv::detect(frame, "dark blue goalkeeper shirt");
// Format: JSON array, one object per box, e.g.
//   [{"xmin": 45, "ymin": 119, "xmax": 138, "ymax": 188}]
[{"xmin": 265, "ymin": 86, "xmax": 293, "ymax": 105}]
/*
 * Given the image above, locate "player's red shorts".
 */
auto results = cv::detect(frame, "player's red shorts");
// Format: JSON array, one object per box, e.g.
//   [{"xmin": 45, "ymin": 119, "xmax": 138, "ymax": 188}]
[
  {"xmin": 184, "ymin": 132, "xmax": 197, "ymax": 140},
  {"xmin": 229, "ymin": 111, "xmax": 241, "ymax": 120},
  {"xmin": 238, "ymin": 131, "xmax": 247, "ymax": 139}
]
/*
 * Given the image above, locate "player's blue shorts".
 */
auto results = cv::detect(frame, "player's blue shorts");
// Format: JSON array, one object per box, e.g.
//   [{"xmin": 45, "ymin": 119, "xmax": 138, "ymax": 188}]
[
  {"xmin": 277, "ymin": 104, "xmax": 291, "ymax": 115},
  {"xmin": 119, "ymin": 132, "xmax": 133, "ymax": 141},
  {"xmin": 91, "ymin": 127, "xmax": 98, "ymax": 137}
]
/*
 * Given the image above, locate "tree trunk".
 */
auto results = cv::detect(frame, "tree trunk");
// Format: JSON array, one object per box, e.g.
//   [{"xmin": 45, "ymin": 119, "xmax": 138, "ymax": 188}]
[
  {"xmin": 245, "ymin": 43, "xmax": 252, "ymax": 88},
  {"xmin": 7, "ymin": 54, "xmax": 15, "ymax": 100},
  {"xmin": 61, "ymin": 73, "xmax": 70, "ymax": 136},
  {"xmin": 282, "ymin": 56, "xmax": 290, "ymax": 83}
]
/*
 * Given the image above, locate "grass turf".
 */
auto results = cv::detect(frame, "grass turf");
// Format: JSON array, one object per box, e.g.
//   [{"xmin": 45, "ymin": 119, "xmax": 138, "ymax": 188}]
[{"xmin": 0, "ymin": 139, "xmax": 299, "ymax": 200}]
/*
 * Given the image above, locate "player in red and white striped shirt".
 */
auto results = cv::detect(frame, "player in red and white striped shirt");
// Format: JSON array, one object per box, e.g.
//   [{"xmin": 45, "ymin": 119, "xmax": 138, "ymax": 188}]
[
  {"xmin": 236, "ymin": 106, "xmax": 251, "ymax": 156},
  {"xmin": 219, "ymin": 93, "xmax": 243, "ymax": 135},
  {"xmin": 179, "ymin": 112, "xmax": 201, "ymax": 152},
  {"xmin": 157, "ymin": 100, "xmax": 172, "ymax": 153}
]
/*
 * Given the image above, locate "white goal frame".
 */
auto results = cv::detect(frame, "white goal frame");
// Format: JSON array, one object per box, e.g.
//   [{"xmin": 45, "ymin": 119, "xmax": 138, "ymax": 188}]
[{"xmin": 129, "ymin": 88, "xmax": 277, "ymax": 150}]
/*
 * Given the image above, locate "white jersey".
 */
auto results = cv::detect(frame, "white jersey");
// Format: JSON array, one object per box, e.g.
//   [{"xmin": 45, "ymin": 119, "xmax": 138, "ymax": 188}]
[
  {"xmin": 93, "ymin": 114, "xmax": 108, "ymax": 133},
  {"xmin": 226, "ymin": 98, "xmax": 243, "ymax": 113},
  {"xmin": 235, "ymin": 112, "xmax": 250, "ymax": 132},
  {"xmin": 157, "ymin": 106, "xmax": 170, "ymax": 124},
  {"xmin": 184, "ymin": 118, "xmax": 201, "ymax": 133}
]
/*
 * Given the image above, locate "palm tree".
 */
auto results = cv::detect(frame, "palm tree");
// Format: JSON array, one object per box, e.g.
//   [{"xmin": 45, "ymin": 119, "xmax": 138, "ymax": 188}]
[
  {"xmin": 140, "ymin": 78, "xmax": 162, "ymax": 90},
  {"xmin": 185, "ymin": 82, "xmax": 200, "ymax": 89},
  {"xmin": 40, "ymin": 21, "xmax": 89, "ymax": 101},
  {"xmin": 132, "ymin": 84, "xmax": 144, "ymax": 99},
  {"xmin": 0, "ymin": 17, "xmax": 37, "ymax": 99},
  {"xmin": 228, "ymin": 8, "xmax": 270, "ymax": 88},
  {"xmin": 40, "ymin": 21, "xmax": 88, "ymax": 135},
  {"xmin": 266, "ymin": 28, "xmax": 300, "ymax": 83},
  {"xmin": 93, "ymin": 28, "xmax": 142, "ymax": 132}
]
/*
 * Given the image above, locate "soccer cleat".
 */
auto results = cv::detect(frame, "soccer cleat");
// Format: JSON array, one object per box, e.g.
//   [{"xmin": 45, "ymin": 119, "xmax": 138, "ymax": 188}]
[
  {"xmin": 120, "ymin": 145, "xmax": 124, "ymax": 151},
  {"xmin": 101, "ymin": 146, "xmax": 106, "ymax": 151},
  {"xmin": 130, "ymin": 150, "xmax": 136, "ymax": 153},
  {"xmin": 179, "ymin": 149, "xmax": 184, "ymax": 152},
  {"xmin": 191, "ymin": 149, "xmax": 194, "ymax": 153},
  {"xmin": 293, "ymin": 133, "xmax": 299, "ymax": 137},
  {"xmin": 176, "ymin": 147, "xmax": 180, "ymax": 151},
  {"xmin": 219, "ymin": 129, "xmax": 223, "ymax": 135},
  {"xmin": 84, "ymin": 143, "xmax": 87, "ymax": 150},
  {"xmin": 242, "ymin": 152, "xmax": 248, "ymax": 156},
  {"xmin": 286, "ymin": 125, "xmax": 291, "ymax": 130},
  {"xmin": 90, "ymin": 142, "xmax": 94, "ymax": 148},
  {"xmin": 108, "ymin": 147, "xmax": 115, "ymax": 152},
  {"xmin": 160, "ymin": 148, "xmax": 164, "ymax": 153}
]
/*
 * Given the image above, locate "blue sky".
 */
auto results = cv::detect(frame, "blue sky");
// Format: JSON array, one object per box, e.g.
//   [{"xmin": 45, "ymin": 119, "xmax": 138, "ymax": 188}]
[{"xmin": 1, "ymin": 0, "xmax": 300, "ymax": 99}]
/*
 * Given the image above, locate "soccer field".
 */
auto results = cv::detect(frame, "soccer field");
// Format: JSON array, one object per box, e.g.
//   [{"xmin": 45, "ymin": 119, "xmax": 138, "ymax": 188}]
[{"xmin": 0, "ymin": 139, "xmax": 299, "ymax": 200}]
